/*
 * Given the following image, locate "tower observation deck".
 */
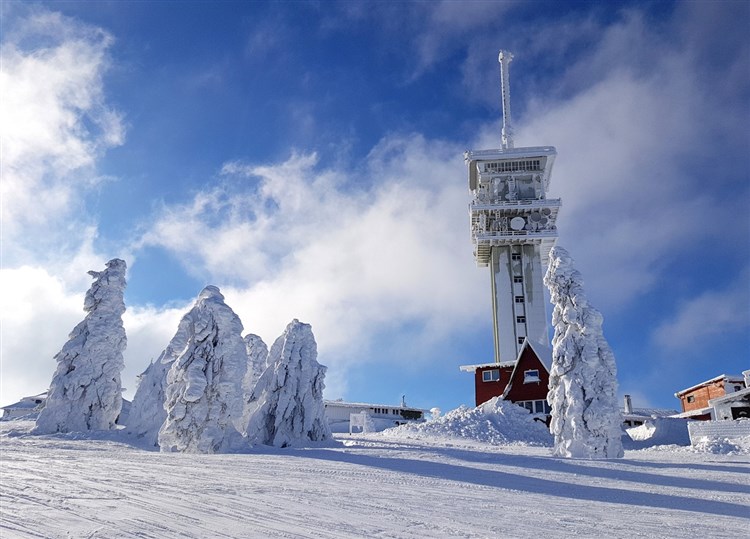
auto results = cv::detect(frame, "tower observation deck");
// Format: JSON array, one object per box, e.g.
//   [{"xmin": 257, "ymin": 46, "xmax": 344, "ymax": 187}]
[{"xmin": 465, "ymin": 51, "xmax": 561, "ymax": 364}]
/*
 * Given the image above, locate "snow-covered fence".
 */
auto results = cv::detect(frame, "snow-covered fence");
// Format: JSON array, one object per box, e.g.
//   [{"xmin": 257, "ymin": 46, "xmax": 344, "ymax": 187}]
[{"xmin": 687, "ymin": 419, "xmax": 750, "ymax": 445}]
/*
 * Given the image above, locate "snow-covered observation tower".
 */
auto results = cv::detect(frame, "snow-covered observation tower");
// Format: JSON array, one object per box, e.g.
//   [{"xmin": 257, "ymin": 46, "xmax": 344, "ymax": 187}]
[{"xmin": 465, "ymin": 51, "xmax": 561, "ymax": 364}]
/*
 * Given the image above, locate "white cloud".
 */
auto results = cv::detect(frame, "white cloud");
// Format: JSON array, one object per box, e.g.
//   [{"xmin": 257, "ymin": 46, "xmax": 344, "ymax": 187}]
[
  {"xmin": 653, "ymin": 268, "xmax": 750, "ymax": 350},
  {"xmin": 138, "ymin": 135, "xmax": 489, "ymax": 395},
  {"xmin": 0, "ymin": 8, "xmax": 124, "ymax": 263}
]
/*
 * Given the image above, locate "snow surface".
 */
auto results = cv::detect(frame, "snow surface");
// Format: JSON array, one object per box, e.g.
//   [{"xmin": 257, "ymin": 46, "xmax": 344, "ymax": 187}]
[
  {"xmin": 381, "ymin": 397, "xmax": 552, "ymax": 447},
  {"xmin": 2, "ymin": 419, "xmax": 748, "ymax": 538},
  {"xmin": 158, "ymin": 286, "xmax": 248, "ymax": 453},
  {"xmin": 242, "ymin": 334, "xmax": 268, "ymax": 402},
  {"xmin": 245, "ymin": 319, "xmax": 331, "ymax": 447},
  {"xmin": 34, "ymin": 259, "xmax": 127, "ymax": 434},
  {"xmin": 544, "ymin": 246, "xmax": 624, "ymax": 459}
]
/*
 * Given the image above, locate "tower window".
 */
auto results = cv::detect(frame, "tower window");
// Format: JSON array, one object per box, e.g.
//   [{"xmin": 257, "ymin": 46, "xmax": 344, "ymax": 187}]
[
  {"xmin": 516, "ymin": 316, "xmax": 526, "ymax": 324},
  {"xmin": 513, "ymin": 276, "xmax": 523, "ymax": 283},
  {"xmin": 511, "ymin": 253, "xmax": 522, "ymax": 261},
  {"xmin": 517, "ymin": 337, "xmax": 525, "ymax": 345},
  {"xmin": 515, "ymin": 296, "xmax": 524, "ymax": 303},
  {"xmin": 482, "ymin": 369, "xmax": 500, "ymax": 382}
]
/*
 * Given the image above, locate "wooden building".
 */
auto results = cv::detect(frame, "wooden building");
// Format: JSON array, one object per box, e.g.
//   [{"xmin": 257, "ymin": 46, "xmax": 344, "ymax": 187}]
[
  {"xmin": 460, "ymin": 339, "xmax": 552, "ymax": 417},
  {"xmin": 674, "ymin": 374, "xmax": 746, "ymax": 420}
]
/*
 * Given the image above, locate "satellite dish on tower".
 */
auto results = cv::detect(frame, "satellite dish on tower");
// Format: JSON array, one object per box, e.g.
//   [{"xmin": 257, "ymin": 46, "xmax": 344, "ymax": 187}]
[
  {"xmin": 510, "ymin": 217, "xmax": 526, "ymax": 230},
  {"xmin": 529, "ymin": 212, "xmax": 542, "ymax": 222}
]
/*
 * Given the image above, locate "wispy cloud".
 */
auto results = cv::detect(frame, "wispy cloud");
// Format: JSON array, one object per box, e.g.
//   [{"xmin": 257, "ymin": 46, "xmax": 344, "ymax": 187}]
[
  {"xmin": 0, "ymin": 8, "xmax": 124, "ymax": 264},
  {"xmin": 653, "ymin": 268, "xmax": 750, "ymax": 351}
]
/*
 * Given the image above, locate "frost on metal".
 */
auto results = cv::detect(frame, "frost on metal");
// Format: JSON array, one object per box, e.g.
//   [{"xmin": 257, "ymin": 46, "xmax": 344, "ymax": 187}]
[
  {"xmin": 544, "ymin": 247, "xmax": 623, "ymax": 459},
  {"xmin": 127, "ymin": 309, "xmax": 192, "ymax": 448},
  {"xmin": 158, "ymin": 286, "xmax": 247, "ymax": 453},
  {"xmin": 34, "ymin": 259, "xmax": 128, "ymax": 434},
  {"xmin": 245, "ymin": 319, "xmax": 331, "ymax": 447}
]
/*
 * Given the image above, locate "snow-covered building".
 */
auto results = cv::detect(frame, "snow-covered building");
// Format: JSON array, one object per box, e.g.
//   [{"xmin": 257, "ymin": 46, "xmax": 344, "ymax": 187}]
[
  {"xmin": 674, "ymin": 374, "xmax": 747, "ymax": 420},
  {"xmin": 460, "ymin": 339, "xmax": 551, "ymax": 419},
  {"xmin": 324, "ymin": 399, "xmax": 426, "ymax": 433},
  {"xmin": 620, "ymin": 395, "xmax": 678, "ymax": 428},
  {"xmin": 1, "ymin": 393, "xmax": 47, "ymax": 420}
]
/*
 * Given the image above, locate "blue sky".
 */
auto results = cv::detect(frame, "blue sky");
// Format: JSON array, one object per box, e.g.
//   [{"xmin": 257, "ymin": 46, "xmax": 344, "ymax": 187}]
[{"xmin": 2, "ymin": 0, "xmax": 748, "ymax": 414}]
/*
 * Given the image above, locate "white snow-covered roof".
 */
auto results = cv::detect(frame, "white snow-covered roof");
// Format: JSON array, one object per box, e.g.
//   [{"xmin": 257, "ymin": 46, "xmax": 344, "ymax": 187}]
[
  {"xmin": 674, "ymin": 374, "xmax": 746, "ymax": 397},
  {"xmin": 621, "ymin": 407, "xmax": 679, "ymax": 419},
  {"xmin": 1, "ymin": 393, "xmax": 47, "ymax": 410},
  {"xmin": 708, "ymin": 386, "xmax": 750, "ymax": 406},
  {"xmin": 459, "ymin": 361, "xmax": 516, "ymax": 373},
  {"xmin": 523, "ymin": 340, "xmax": 553, "ymax": 372},
  {"xmin": 673, "ymin": 407, "xmax": 713, "ymax": 419}
]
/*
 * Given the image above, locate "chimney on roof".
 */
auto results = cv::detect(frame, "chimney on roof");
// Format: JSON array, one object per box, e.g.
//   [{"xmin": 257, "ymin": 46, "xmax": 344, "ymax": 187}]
[{"xmin": 624, "ymin": 394, "xmax": 633, "ymax": 414}]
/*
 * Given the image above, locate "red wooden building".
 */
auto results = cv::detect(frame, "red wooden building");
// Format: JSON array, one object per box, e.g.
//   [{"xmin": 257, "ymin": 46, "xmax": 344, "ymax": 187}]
[{"xmin": 460, "ymin": 339, "xmax": 552, "ymax": 416}]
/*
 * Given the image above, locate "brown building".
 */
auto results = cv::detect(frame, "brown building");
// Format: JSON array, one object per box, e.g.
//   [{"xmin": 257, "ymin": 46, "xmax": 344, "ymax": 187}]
[
  {"xmin": 460, "ymin": 339, "xmax": 551, "ymax": 416},
  {"xmin": 674, "ymin": 374, "xmax": 746, "ymax": 420}
]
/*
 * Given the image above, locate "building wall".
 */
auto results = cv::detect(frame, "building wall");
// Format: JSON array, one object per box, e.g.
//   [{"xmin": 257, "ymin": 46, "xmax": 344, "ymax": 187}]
[
  {"xmin": 678, "ymin": 381, "xmax": 729, "ymax": 412},
  {"xmin": 473, "ymin": 366, "xmax": 514, "ymax": 406},
  {"xmin": 505, "ymin": 347, "xmax": 550, "ymax": 403}
]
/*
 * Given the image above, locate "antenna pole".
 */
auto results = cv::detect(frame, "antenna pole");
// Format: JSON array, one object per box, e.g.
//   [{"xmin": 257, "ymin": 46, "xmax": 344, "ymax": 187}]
[{"xmin": 498, "ymin": 50, "xmax": 514, "ymax": 150}]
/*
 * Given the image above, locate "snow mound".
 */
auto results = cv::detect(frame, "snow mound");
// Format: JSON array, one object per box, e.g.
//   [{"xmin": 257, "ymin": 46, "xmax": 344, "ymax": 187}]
[
  {"xmin": 625, "ymin": 418, "xmax": 691, "ymax": 448},
  {"xmin": 381, "ymin": 397, "xmax": 552, "ymax": 447},
  {"xmin": 692, "ymin": 436, "xmax": 750, "ymax": 455}
]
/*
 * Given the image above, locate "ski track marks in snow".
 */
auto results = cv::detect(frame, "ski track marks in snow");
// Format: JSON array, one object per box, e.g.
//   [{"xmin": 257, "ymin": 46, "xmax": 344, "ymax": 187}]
[{"xmin": 1, "ymin": 422, "xmax": 749, "ymax": 538}]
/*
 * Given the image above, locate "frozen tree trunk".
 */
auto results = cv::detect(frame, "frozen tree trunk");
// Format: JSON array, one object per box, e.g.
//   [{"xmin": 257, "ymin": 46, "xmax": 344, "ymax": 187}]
[
  {"xmin": 544, "ymin": 247, "xmax": 624, "ymax": 459},
  {"xmin": 158, "ymin": 286, "xmax": 247, "ymax": 453},
  {"xmin": 34, "ymin": 259, "xmax": 127, "ymax": 434},
  {"xmin": 245, "ymin": 319, "xmax": 331, "ymax": 447},
  {"xmin": 127, "ymin": 317, "xmax": 192, "ymax": 447}
]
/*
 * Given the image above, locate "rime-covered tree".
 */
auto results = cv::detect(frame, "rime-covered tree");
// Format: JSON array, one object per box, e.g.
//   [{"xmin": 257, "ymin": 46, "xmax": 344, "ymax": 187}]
[
  {"xmin": 242, "ymin": 333, "xmax": 268, "ymax": 397},
  {"xmin": 245, "ymin": 319, "xmax": 331, "ymax": 447},
  {"xmin": 158, "ymin": 286, "xmax": 247, "ymax": 453},
  {"xmin": 544, "ymin": 247, "xmax": 623, "ymax": 459},
  {"xmin": 127, "ymin": 314, "xmax": 192, "ymax": 447},
  {"xmin": 34, "ymin": 259, "xmax": 127, "ymax": 434}
]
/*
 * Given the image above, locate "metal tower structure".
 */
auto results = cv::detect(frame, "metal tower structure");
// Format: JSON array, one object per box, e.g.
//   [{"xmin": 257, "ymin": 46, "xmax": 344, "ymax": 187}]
[{"xmin": 465, "ymin": 51, "xmax": 561, "ymax": 364}]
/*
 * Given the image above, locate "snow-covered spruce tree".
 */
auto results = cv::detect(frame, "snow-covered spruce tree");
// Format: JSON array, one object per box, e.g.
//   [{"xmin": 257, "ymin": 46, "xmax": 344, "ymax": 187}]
[
  {"xmin": 245, "ymin": 319, "xmax": 331, "ymax": 447},
  {"xmin": 34, "ymin": 259, "xmax": 127, "ymax": 434},
  {"xmin": 158, "ymin": 286, "xmax": 247, "ymax": 453},
  {"xmin": 242, "ymin": 333, "xmax": 268, "ymax": 398},
  {"xmin": 241, "ymin": 333, "xmax": 268, "ymax": 427},
  {"xmin": 127, "ymin": 314, "xmax": 192, "ymax": 447},
  {"xmin": 544, "ymin": 247, "xmax": 623, "ymax": 459}
]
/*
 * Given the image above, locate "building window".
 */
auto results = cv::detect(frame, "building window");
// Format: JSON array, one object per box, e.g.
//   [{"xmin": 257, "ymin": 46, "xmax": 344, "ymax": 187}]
[
  {"xmin": 516, "ymin": 316, "xmax": 526, "ymax": 324},
  {"xmin": 517, "ymin": 337, "xmax": 525, "ymax": 345},
  {"xmin": 524, "ymin": 369, "xmax": 540, "ymax": 383},
  {"xmin": 482, "ymin": 369, "xmax": 500, "ymax": 382},
  {"xmin": 534, "ymin": 400, "xmax": 546, "ymax": 414},
  {"xmin": 513, "ymin": 275, "xmax": 523, "ymax": 283},
  {"xmin": 511, "ymin": 253, "xmax": 522, "ymax": 261},
  {"xmin": 515, "ymin": 296, "xmax": 524, "ymax": 303},
  {"xmin": 686, "ymin": 395, "xmax": 695, "ymax": 403},
  {"xmin": 523, "ymin": 401, "xmax": 534, "ymax": 412}
]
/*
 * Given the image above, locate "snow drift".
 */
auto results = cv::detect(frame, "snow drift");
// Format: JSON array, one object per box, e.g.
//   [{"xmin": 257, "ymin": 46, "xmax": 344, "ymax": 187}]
[
  {"xmin": 34, "ymin": 259, "xmax": 127, "ymax": 434},
  {"xmin": 382, "ymin": 397, "xmax": 553, "ymax": 447},
  {"xmin": 158, "ymin": 286, "xmax": 247, "ymax": 453},
  {"xmin": 245, "ymin": 319, "xmax": 331, "ymax": 447}
]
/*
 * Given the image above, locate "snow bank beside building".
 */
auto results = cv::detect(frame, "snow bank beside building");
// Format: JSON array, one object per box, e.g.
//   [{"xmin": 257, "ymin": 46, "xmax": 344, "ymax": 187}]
[
  {"xmin": 624, "ymin": 418, "xmax": 690, "ymax": 449},
  {"xmin": 380, "ymin": 397, "xmax": 552, "ymax": 447}
]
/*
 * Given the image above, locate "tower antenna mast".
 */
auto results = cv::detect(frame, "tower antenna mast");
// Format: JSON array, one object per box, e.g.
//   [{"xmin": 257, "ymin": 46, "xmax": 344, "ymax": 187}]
[{"xmin": 499, "ymin": 50, "xmax": 514, "ymax": 150}]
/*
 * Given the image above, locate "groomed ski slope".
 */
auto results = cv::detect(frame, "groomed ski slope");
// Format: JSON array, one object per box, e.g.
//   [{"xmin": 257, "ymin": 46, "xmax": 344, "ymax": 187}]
[{"xmin": 1, "ymin": 421, "xmax": 748, "ymax": 538}]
